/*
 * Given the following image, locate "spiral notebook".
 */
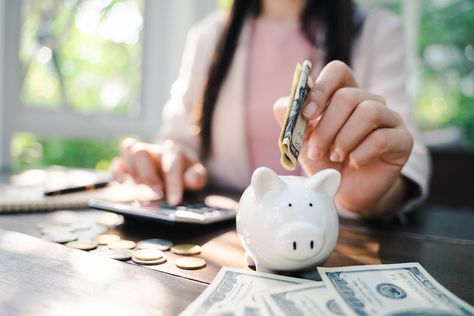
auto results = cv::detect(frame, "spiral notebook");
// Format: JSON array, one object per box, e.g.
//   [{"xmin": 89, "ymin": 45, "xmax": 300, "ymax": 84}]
[{"xmin": 0, "ymin": 168, "xmax": 159, "ymax": 213}]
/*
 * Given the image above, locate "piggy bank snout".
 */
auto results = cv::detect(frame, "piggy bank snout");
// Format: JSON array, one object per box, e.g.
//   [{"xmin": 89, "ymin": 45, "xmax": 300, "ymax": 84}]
[{"xmin": 276, "ymin": 223, "xmax": 324, "ymax": 261}]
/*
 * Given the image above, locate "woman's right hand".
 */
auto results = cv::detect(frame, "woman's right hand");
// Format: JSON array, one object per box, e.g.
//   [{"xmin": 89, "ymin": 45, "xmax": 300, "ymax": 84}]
[{"xmin": 111, "ymin": 138, "xmax": 207, "ymax": 205}]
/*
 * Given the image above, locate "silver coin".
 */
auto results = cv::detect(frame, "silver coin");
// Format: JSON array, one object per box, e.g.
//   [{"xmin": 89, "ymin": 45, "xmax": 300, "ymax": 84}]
[
  {"xmin": 42, "ymin": 232, "xmax": 78, "ymax": 244},
  {"xmin": 101, "ymin": 249, "xmax": 134, "ymax": 261},
  {"xmin": 40, "ymin": 225, "xmax": 75, "ymax": 235},
  {"xmin": 136, "ymin": 239, "xmax": 173, "ymax": 251}
]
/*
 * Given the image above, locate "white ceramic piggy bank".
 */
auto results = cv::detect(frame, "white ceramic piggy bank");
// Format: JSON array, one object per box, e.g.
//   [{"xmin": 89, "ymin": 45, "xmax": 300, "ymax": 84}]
[{"xmin": 236, "ymin": 167, "xmax": 341, "ymax": 272}]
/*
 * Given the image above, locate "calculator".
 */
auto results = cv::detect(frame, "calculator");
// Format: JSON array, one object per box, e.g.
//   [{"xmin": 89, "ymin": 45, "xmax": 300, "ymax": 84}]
[{"xmin": 89, "ymin": 192, "xmax": 239, "ymax": 225}]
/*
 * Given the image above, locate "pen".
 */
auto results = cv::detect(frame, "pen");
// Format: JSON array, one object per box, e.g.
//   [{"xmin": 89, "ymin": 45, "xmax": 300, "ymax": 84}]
[{"xmin": 44, "ymin": 180, "xmax": 109, "ymax": 196}]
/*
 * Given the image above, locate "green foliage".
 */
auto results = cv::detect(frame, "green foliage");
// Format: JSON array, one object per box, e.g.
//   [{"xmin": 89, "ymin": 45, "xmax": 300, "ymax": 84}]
[
  {"xmin": 416, "ymin": 0, "xmax": 474, "ymax": 147},
  {"xmin": 20, "ymin": 0, "xmax": 143, "ymax": 115},
  {"xmin": 12, "ymin": 133, "xmax": 121, "ymax": 171}
]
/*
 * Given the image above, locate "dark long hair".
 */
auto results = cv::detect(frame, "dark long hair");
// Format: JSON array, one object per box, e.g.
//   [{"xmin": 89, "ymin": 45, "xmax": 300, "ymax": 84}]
[{"xmin": 199, "ymin": 0, "xmax": 359, "ymax": 159}]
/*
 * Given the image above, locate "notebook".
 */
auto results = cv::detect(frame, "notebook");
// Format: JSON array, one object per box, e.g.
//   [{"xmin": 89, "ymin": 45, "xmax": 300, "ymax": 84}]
[{"xmin": 0, "ymin": 168, "xmax": 160, "ymax": 213}]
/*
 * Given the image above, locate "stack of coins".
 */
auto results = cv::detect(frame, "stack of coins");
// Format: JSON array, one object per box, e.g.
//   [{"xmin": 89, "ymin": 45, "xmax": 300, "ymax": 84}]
[{"xmin": 38, "ymin": 211, "xmax": 207, "ymax": 270}]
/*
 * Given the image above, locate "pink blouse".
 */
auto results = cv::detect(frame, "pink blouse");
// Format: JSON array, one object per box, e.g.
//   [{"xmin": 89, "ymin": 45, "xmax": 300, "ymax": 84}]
[{"xmin": 246, "ymin": 16, "xmax": 315, "ymax": 175}]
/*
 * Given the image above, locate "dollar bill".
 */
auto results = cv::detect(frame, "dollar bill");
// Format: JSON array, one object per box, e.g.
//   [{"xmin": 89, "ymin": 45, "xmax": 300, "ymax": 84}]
[
  {"xmin": 179, "ymin": 267, "xmax": 314, "ymax": 316},
  {"xmin": 279, "ymin": 60, "xmax": 312, "ymax": 170},
  {"xmin": 261, "ymin": 282, "xmax": 346, "ymax": 316},
  {"xmin": 318, "ymin": 262, "xmax": 474, "ymax": 316}
]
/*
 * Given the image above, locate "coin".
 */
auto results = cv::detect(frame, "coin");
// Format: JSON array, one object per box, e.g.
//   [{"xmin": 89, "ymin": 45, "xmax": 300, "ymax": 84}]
[
  {"xmin": 170, "ymin": 244, "xmax": 201, "ymax": 255},
  {"xmin": 72, "ymin": 221, "xmax": 92, "ymax": 231},
  {"xmin": 133, "ymin": 249, "xmax": 164, "ymax": 261},
  {"xmin": 100, "ymin": 249, "xmax": 134, "ymax": 261},
  {"xmin": 42, "ymin": 232, "xmax": 78, "ymax": 244},
  {"xmin": 96, "ymin": 212, "xmax": 124, "ymax": 227},
  {"xmin": 108, "ymin": 240, "xmax": 136, "ymax": 250},
  {"xmin": 40, "ymin": 226, "xmax": 75, "ymax": 235},
  {"xmin": 136, "ymin": 239, "xmax": 173, "ymax": 251},
  {"xmin": 66, "ymin": 240, "xmax": 98, "ymax": 251},
  {"xmin": 94, "ymin": 234, "xmax": 121, "ymax": 245},
  {"xmin": 175, "ymin": 257, "xmax": 206, "ymax": 270},
  {"xmin": 132, "ymin": 255, "xmax": 167, "ymax": 265}
]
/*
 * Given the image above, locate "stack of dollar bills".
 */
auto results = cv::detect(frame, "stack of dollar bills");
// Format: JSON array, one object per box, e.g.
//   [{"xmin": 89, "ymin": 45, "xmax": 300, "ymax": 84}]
[{"xmin": 180, "ymin": 263, "xmax": 474, "ymax": 316}]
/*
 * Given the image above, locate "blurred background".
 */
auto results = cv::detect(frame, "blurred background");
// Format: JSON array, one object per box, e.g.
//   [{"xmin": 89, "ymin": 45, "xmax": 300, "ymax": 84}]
[{"xmin": 0, "ymin": 0, "xmax": 472, "ymax": 205}]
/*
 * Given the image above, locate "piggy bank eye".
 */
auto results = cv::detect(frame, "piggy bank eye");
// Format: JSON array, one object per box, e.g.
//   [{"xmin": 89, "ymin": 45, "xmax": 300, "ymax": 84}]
[
  {"xmin": 309, "ymin": 202, "xmax": 313, "ymax": 207},
  {"xmin": 288, "ymin": 203, "xmax": 292, "ymax": 207}
]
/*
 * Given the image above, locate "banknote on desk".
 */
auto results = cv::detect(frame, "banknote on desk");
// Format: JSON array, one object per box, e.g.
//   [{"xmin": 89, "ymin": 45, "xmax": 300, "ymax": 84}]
[
  {"xmin": 261, "ymin": 282, "xmax": 345, "ymax": 316},
  {"xmin": 278, "ymin": 60, "xmax": 312, "ymax": 170},
  {"xmin": 179, "ymin": 267, "xmax": 315, "ymax": 316},
  {"xmin": 318, "ymin": 262, "xmax": 474, "ymax": 316}
]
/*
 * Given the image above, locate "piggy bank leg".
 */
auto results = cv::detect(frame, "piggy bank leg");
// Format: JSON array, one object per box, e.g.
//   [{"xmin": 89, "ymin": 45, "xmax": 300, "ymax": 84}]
[{"xmin": 244, "ymin": 252, "xmax": 255, "ymax": 267}]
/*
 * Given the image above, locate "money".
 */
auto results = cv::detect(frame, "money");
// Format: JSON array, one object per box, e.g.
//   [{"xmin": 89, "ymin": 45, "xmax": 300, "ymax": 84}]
[
  {"xmin": 179, "ymin": 267, "xmax": 314, "ymax": 316},
  {"xmin": 318, "ymin": 262, "xmax": 474, "ymax": 316},
  {"xmin": 279, "ymin": 60, "xmax": 312, "ymax": 170},
  {"xmin": 261, "ymin": 283, "xmax": 345, "ymax": 316},
  {"xmin": 108, "ymin": 240, "xmax": 136, "ymax": 250},
  {"xmin": 133, "ymin": 249, "xmax": 164, "ymax": 261},
  {"xmin": 42, "ymin": 232, "xmax": 78, "ymax": 244},
  {"xmin": 66, "ymin": 240, "xmax": 98, "ymax": 251},
  {"xmin": 94, "ymin": 233, "xmax": 121, "ymax": 245},
  {"xmin": 136, "ymin": 238, "xmax": 173, "ymax": 251},
  {"xmin": 171, "ymin": 244, "xmax": 201, "ymax": 255},
  {"xmin": 175, "ymin": 257, "xmax": 206, "ymax": 270},
  {"xmin": 132, "ymin": 255, "xmax": 167, "ymax": 265},
  {"xmin": 99, "ymin": 249, "xmax": 134, "ymax": 261}
]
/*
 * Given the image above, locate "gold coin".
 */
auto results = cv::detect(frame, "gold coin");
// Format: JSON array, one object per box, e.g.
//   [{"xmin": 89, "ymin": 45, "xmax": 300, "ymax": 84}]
[
  {"xmin": 108, "ymin": 240, "xmax": 136, "ymax": 250},
  {"xmin": 94, "ymin": 234, "xmax": 121, "ymax": 245},
  {"xmin": 96, "ymin": 212, "xmax": 124, "ymax": 227},
  {"xmin": 134, "ymin": 249, "xmax": 164, "ymax": 261},
  {"xmin": 132, "ymin": 255, "xmax": 167, "ymax": 265},
  {"xmin": 175, "ymin": 257, "xmax": 206, "ymax": 270},
  {"xmin": 66, "ymin": 240, "xmax": 98, "ymax": 251},
  {"xmin": 170, "ymin": 244, "xmax": 201, "ymax": 255}
]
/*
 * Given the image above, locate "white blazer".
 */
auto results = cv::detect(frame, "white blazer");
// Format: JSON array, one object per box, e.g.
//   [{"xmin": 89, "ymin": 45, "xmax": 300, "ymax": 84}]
[{"xmin": 158, "ymin": 9, "xmax": 431, "ymax": 215}]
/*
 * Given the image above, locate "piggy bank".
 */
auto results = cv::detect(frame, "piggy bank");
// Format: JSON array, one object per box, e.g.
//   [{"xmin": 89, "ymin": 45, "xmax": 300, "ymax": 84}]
[{"xmin": 236, "ymin": 167, "xmax": 341, "ymax": 272}]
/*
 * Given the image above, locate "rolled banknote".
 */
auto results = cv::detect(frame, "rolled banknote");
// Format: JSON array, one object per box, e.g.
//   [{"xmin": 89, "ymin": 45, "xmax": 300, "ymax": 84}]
[{"xmin": 279, "ymin": 60, "xmax": 312, "ymax": 170}]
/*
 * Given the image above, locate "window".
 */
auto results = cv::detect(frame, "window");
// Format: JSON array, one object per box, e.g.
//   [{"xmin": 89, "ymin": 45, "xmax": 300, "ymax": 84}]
[{"xmin": 0, "ymin": 0, "xmax": 218, "ymax": 171}]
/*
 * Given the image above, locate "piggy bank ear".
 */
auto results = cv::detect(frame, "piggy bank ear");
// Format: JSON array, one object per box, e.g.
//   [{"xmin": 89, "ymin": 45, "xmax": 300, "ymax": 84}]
[
  {"xmin": 251, "ymin": 167, "xmax": 285, "ymax": 201},
  {"xmin": 307, "ymin": 169, "xmax": 341, "ymax": 198}
]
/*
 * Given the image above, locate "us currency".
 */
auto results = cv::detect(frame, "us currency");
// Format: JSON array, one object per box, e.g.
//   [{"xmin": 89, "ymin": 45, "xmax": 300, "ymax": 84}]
[
  {"xmin": 179, "ymin": 267, "xmax": 314, "ymax": 316},
  {"xmin": 261, "ymin": 282, "xmax": 346, "ymax": 316},
  {"xmin": 279, "ymin": 60, "xmax": 312, "ymax": 170},
  {"xmin": 318, "ymin": 262, "xmax": 474, "ymax": 316}
]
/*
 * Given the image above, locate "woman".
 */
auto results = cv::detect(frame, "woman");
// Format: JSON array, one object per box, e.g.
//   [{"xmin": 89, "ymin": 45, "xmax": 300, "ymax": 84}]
[{"xmin": 113, "ymin": 0, "xmax": 430, "ymax": 219}]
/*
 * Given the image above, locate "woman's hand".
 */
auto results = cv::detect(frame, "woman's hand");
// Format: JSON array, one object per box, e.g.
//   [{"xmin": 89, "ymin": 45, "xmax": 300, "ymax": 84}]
[
  {"xmin": 274, "ymin": 61, "xmax": 413, "ymax": 217},
  {"xmin": 111, "ymin": 138, "xmax": 207, "ymax": 205}
]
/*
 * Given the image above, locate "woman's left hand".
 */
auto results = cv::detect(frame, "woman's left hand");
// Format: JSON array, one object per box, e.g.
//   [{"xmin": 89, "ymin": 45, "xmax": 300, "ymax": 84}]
[{"xmin": 274, "ymin": 61, "xmax": 413, "ymax": 217}]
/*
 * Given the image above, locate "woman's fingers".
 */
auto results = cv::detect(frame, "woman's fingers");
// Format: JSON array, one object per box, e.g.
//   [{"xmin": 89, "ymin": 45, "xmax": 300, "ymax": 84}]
[
  {"xmin": 333, "ymin": 101, "xmax": 402, "ymax": 162},
  {"xmin": 273, "ymin": 97, "xmax": 290, "ymax": 127},
  {"xmin": 303, "ymin": 60, "xmax": 359, "ymax": 120},
  {"xmin": 162, "ymin": 149, "xmax": 184, "ymax": 206},
  {"xmin": 349, "ymin": 128, "xmax": 413, "ymax": 168},
  {"xmin": 111, "ymin": 157, "xmax": 127, "ymax": 183},
  {"xmin": 132, "ymin": 144, "xmax": 164, "ymax": 195},
  {"xmin": 306, "ymin": 88, "xmax": 385, "ymax": 160},
  {"xmin": 184, "ymin": 162, "xmax": 207, "ymax": 191}
]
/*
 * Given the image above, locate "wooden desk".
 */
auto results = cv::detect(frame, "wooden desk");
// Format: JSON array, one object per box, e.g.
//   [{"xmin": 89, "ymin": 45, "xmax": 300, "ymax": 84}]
[{"xmin": 0, "ymin": 205, "xmax": 473, "ymax": 315}]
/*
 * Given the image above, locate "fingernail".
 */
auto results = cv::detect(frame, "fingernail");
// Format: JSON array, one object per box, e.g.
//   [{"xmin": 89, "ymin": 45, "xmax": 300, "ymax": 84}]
[
  {"xmin": 309, "ymin": 147, "xmax": 321, "ymax": 160},
  {"xmin": 330, "ymin": 150, "xmax": 342, "ymax": 162},
  {"xmin": 303, "ymin": 102, "xmax": 318, "ymax": 118}
]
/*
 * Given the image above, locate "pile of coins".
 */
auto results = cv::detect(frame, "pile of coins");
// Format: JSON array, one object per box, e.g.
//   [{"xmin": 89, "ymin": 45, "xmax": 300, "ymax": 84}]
[{"xmin": 38, "ymin": 211, "xmax": 206, "ymax": 270}]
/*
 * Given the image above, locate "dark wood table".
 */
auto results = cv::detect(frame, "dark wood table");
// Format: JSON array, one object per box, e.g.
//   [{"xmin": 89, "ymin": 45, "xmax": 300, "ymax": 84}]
[{"xmin": 0, "ymin": 203, "xmax": 473, "ymax": 315}]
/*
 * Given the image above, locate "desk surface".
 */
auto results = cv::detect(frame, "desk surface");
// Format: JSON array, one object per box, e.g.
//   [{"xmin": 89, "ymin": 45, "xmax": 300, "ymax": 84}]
[{"xmin": 0, "ymin": 205, "xmax": 473, "ymax": 315}]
